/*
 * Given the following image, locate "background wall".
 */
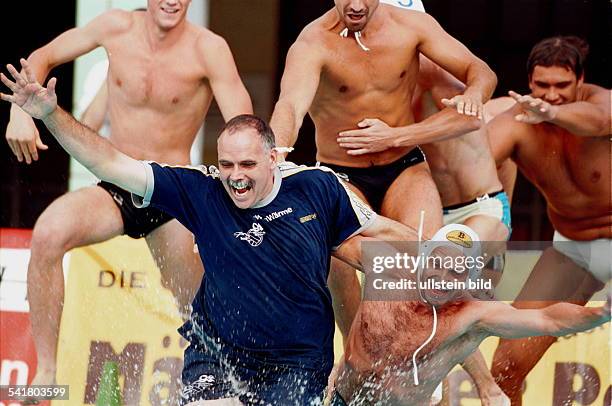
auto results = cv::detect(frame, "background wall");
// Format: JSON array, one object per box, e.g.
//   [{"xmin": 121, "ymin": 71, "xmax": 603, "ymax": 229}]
[{"xmin": 1, "ymin": 0, "xmax": 610, "ymax": 241}]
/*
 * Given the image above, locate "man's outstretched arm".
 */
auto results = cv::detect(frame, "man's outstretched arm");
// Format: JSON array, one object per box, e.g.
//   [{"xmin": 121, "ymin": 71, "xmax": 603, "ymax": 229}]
[
  {"xmin": 270, "ymin": 39, "xmax": 323, "ymax": 159},
  {"xmin": 477, "ymin": 299, "xmax": 610, "ymax": 339},
  {"xmin": 509, "ymin": 86, "xmax": 611, "ymax": 136},
  {"xmin": 1, "ymin": 59, "xmax": 146, "ymax": 196}
]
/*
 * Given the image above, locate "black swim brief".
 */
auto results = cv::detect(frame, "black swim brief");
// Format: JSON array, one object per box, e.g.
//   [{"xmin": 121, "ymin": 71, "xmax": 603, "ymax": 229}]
[
  {"xmin": 98, "ymin": 181, "xmax": 173, "ymax": 239},
  {"xmin": 320, "ymin": 147, "xmax": 426, "ymax": 212}
]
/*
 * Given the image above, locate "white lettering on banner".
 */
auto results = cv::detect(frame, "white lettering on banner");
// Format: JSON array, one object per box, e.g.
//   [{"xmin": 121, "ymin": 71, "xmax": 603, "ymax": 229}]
[{"xmin": 0, "ymin": 360, "xmax": 28, "ymax": 385}]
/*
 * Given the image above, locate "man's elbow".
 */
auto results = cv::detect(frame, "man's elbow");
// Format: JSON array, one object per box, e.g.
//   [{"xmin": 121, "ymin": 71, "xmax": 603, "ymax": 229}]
[{"xmin": 27, "ymin": 48, "xmax": 54, "ymax": 72}]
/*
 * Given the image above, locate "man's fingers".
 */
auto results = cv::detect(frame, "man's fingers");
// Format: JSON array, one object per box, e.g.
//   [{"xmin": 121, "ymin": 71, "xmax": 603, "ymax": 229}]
[
  {"xmin": 14, "ymin": 142, "xmax": 26, "ymax": 163},
  {"xmin": 47, "ymin": 77, "xmax": 57, "ymax": 97},
  {"xmin": 358, "ymin": 119, "xmax": 374, "ymax": 128},
  {"xmin": 19, "ymin": 142, "xmax": 33, "ymax": 164},
  {"xmin": 456, "ymin": 100, "xmax": 466, "ymax": 115},
  {"xmin": 0, "ymin": 92, "xmax": 16, "ymax": 103},
  {"xmin": 338, "ymin": 142, "xmax": 365, "ymax": 149},
  {"xmin": 0, "ymin": 72, "xmax": 18, "ymax": 92},
  {"xmin": 6, "ymin": 139, "xmax": 19, "ymax": 157},
  {"xmin": 514, "ymin": 114, "xmax": 530, "ymax": 123},
  {"xmin": 27, "ymin": 140, "xmax": 39, "ymax": 161},
  {"xmin": 35, "ymin": 135, "xmax": 48, "ymax": 150},
  {"xmin": 441, "ymin": 98, "xmax": 456, "ymax": 107},
  {"xmin": 20, "ymin": 58, "xmax": 37, "ymax": 83},
  {"xmin": 338, "ymin": 129, "xmax": 367, "ymax": 137},
  {"xmin": 347, "ymin": 148, "xmax": 369, "ymax": 156},
  {"xmin": 470, "ymin": 103, "xmax": 479, "ymax": 117},
  {"xmin": 508, "ymin": 90, "xmax": 522, "ymax": 101},
  {"xmin": 6, "ymin": 64, "xmax": 26, "ymax": 87}
]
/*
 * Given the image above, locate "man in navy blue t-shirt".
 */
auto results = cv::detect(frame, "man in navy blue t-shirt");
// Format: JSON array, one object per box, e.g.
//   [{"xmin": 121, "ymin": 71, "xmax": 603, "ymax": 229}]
[{"xmin": 1, "ymin": 67, "xmax": 414, "ymax": 405}]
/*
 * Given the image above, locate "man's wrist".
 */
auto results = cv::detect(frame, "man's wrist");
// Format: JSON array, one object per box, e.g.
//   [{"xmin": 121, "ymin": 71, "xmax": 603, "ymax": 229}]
[
  {"xmin": 548, "ymin": 105, "xmax": 559, "ymax": 121},
  {"xmin": 41, "ymin": 106, "xmax": 59, "ymax": 122}
]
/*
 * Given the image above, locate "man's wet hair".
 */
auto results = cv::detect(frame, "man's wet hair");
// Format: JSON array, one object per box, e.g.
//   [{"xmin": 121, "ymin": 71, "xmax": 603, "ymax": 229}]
[
  {"xmin": 527, "ymin": 36, "xmax": 589, "ymax": 79},
  {"xmin": 220, "ymin": 114, "xmax": 276, "ymax": 151}
]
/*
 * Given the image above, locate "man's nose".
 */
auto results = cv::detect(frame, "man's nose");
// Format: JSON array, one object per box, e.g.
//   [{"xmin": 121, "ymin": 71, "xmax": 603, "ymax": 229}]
[{"xmin": 544, "ymin": 88, "xmax": 560, "ymax": 103}]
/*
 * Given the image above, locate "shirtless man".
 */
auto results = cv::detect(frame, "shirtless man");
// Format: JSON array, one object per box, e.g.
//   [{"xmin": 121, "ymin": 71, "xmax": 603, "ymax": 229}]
[
  {"xmin": 336, "ymin": 52, "xmax": 515, "ymax": 403},
  {"xmin": 5, "ymin": 0, "xmax": 252, "ymax": 387},
  {"xmin": 330, "ymin": 224, "xmax": 611, "ymax": 405},
  {"xmin": 270, "ymin": 0, "xmax": 496, "ymax": 341},
  {"xmin": 485, "ymin": 36, "xmax": 611, "ymax": 405}
]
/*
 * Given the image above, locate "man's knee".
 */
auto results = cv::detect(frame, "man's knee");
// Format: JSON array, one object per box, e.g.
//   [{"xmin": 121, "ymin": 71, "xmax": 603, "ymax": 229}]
[{"xmin": 31, "ymin": 213, "xmax": 73, "ymax": 258}]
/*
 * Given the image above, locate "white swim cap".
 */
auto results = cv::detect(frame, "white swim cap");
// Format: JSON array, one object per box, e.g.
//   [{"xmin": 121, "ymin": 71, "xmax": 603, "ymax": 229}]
[
  {"xmin": 416, "ymin": 224, "xmax": 483, "ymax": 303},
  {"xmin": 380, "ymin": 0, "xmax": 426, "ymax": 13}
]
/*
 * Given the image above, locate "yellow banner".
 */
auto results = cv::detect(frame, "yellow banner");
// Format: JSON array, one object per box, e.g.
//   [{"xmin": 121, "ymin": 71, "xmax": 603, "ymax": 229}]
[{"xmin": 54, "ymin": 237, "xmax": 610, "ymax": 405}]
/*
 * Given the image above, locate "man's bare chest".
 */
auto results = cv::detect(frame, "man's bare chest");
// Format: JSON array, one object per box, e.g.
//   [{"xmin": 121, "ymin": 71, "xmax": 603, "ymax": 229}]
[{"xmin": 106, "ymin": 46, "xmax": 206, "ymax": 108}]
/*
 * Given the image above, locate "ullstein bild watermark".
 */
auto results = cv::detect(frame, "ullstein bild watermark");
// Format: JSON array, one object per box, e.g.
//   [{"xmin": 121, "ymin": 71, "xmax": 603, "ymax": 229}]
[{"xmin": 360, "ymin": 240, "xmax": 610, "ymax": 302}]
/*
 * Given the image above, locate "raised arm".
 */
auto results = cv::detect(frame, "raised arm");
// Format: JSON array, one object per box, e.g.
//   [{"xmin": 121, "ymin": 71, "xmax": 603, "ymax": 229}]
[
  {"xmin": 199, "ymin": 33, "xmax": 253, "ymax": 121},
  {"xmin": 509, "ymin": 85, "xmax": 611, "ymax": 136},
  {"xmin": 477, "ymin": 299, "xmax": 610, "ymax": 339},
  {"xmin": 6, "ymin": 9, "xmax": 128, "ymax": 164},
  {"xmin": 1, "ymin": 59, "xmax": 146, "ymax": 196},
  {"xmin": 415, "ymin": 13, "xmax": 497, "ymax": 116},
  {"xmin": 392, "ymin": 57, "xmax": 482, "ymax": 146},
  {"xmin": 270, "ymin": 39, "xmax": 323, "ymax": 159}
]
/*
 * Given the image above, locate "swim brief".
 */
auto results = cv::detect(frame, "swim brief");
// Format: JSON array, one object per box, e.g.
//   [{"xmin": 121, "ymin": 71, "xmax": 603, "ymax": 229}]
[
  {"xmin": 98, "ymin": 181, "xmax": 173, "ymax": 238},
  {"xmin": 443, "ymin": 190, "xmax": 512, "ymax": 236},
  {"xmin": 320, "ymin": 147, "xmax": 426, "ymax": 212},
  {"xmin": 553, "ymin": 231, "xmax": 611, "ymax": 283}
]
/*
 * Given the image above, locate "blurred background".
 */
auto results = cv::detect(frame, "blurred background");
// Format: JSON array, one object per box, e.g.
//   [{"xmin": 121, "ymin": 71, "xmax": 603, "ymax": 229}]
[{"xmin": 1, "ymin": 0, "xmax": 610, "ymax": 240}]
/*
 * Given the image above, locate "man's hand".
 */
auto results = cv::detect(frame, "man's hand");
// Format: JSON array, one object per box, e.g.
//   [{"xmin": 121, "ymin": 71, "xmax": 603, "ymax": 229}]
[
  {"xmin": 442, "ymin": 94, "xmax": 483, "ymax": 119},
  {"xmin": 5, "ymin": 115, "xmax": 48, "ymax": 164},
  {"xmin": 337, "ymin": 118, "xmax": 398, "ymax": 156},
  {"xmin": 508, "ymin": 90, "xmax": 558, "ymax": 124},
  {"xmin": 1, "ymin": 59, "xmax": 58, "ymax": 121}
]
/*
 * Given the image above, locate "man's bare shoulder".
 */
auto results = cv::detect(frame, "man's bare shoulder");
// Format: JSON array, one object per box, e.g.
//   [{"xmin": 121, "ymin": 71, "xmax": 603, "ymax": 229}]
[
  {"xmin": 287, "ymin": 11, "xmax": 338, "ymax": 60},
  {"xmin": 581, "ymin": 83, "xmax": 611, "ymax": 103},
  {"xmin": 384, "ymin": 5, "xmax": 433, "ymax": 32},
  {"xmin": 191, "ymin": 25, "xmax": 229, "ymax": 53},
  {"xmin": 94, "ymin": 8, "xmax": 135, "ymax": 36},
  {"xmin": 295, "ymin": 10, "xmax": 338, "ymax": 44}
]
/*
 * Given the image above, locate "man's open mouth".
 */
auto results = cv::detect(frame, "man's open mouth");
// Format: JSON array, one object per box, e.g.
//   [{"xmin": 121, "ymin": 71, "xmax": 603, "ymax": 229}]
[{"xmin": 229, "ymin": 180, "xmax": 252, "ymax": 197}]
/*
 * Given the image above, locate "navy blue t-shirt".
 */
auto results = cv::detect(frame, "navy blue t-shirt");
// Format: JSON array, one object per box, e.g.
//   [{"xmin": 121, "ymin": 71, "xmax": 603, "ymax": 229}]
[{"xmin": 134, "ymin": 162, "xmax": 375, "ymax": 368}]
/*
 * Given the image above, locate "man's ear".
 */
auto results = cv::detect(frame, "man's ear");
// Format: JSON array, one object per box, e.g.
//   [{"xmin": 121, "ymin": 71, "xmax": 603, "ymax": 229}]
[{"xmin": 270, "ymin": 148, "xmax": 278, "ymax": 168}]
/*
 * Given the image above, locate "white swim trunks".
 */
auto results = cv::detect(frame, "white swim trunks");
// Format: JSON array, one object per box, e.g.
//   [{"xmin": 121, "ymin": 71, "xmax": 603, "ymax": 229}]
[
  {"xmin": 553, "ymin": 231, "xmax": 612, "ymax": 283},
  {"xmin": 442, "ymin": 192, "xmax": 512, "ymax": 234}
]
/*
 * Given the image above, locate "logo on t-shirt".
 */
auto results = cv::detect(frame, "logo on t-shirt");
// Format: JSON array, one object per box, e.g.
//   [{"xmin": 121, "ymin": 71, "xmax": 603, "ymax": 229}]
[{"xmin": 234, "ymin": 223, "xmax": 266, "ymax": 247}]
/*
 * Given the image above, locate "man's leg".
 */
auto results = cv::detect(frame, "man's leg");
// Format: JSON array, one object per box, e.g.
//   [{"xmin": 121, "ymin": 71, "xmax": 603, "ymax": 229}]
[
  {"xmin": 491, "ymin": 247, "xmax": 603, "ymax": 406},
  {"xmin": 146, "ymin": 220, "xmax": 204, "ymax": 318},
  {"xmin": 381, "ymin": 161, "xmax": 443, "ymax": 236},
  {"xmin": 27, "ymin": 186, "xmax": 125, "ymax": 385},
  {"xmin": 449, "ymin": 214, "xmax": 510, "ymax": 406},
  {"xmin": 328, "ymin": 184, "xmax": 369, "ymax": 344}
]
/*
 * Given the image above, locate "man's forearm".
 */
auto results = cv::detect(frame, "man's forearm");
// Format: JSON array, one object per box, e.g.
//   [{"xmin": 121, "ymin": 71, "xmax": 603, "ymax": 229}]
[
  {"xmin": 464, "ymin": 61, "xmax": 497, "ymax": 103},
  {"xmin": 545, "ymin": 303, "xmax": 609, "ymax": 336},
  {"xmin": 270, "ymin": 101, "xmax": 300, "ymax": 149},
  {"xmin": 393, "ymin": 108, "xmax": 481, "ymax": 147},
  {"xmin": 550, "ymin": 102, "xmax": 611, "ymax": 136}
]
